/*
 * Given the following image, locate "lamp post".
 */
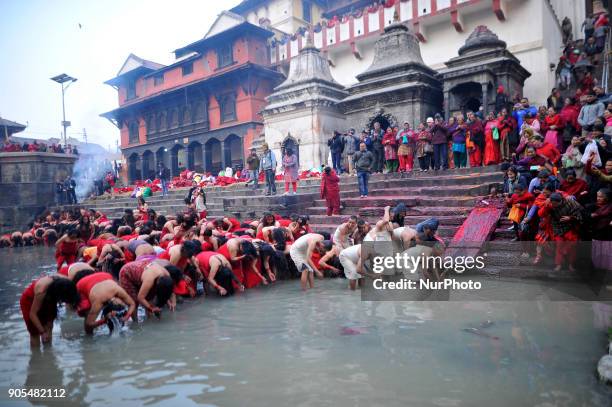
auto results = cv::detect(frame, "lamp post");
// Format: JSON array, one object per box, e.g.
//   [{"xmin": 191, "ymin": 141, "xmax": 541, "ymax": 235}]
[{"xmin": 50, "ymin": 73, "xmax": 77, "ymax": 146}]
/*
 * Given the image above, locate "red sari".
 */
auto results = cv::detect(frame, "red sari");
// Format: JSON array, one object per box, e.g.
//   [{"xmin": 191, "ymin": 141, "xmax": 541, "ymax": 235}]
[
  {"xmin": 483, "ymin": 120, "xmax": 501, "ymax": 165},
  {"xmin": 320, "ymin": 170, "xmax": 341, "ymax": 216},
  {"xmin": 544, "ymin": 114, "xmax": 564, "ymax": 152}
]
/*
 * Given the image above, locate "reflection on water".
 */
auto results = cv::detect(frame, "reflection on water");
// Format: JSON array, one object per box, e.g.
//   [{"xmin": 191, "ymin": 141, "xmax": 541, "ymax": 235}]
[{"xmin": 0, "ymin": 246, "xmax": 610, "ymax": 406}]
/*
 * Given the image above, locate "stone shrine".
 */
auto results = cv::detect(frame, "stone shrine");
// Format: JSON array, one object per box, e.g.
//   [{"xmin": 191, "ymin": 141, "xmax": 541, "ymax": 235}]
[
  {"xmin": 339, "ymin": 17, "xmax": 442, "ymax": 131},
  {"xmin": 439, "ymin": 25, "xmax": 531, "ymax": 118},
  {"xmin": 262, "ymin": 36, "xmax": 348, "ymax": 171}
]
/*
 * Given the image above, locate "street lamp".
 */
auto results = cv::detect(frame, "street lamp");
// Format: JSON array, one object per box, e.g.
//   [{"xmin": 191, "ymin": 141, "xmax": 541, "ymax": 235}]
[{"xmin": 50, "ymin": 73, "xmax": 77, "ymax": 146}]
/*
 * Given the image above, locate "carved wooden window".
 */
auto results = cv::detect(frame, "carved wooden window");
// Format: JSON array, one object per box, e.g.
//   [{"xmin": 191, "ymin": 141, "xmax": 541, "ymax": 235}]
[
  {"xmin": 128, "ymin": 121, "xmax": 139, "ymax": 143},
  {"xmin": 182, "ymin": 62, "xmax": 193, "ymax": 76},
  {"xmin": 126, "ymin": 80, "xmax": 136, "ymax": 100},
  {"xmin": 219, "ymin": 94, "xmax": 236, "ymax": 123},
  {"xmin": 217, "ymin": 43, "xmax": 234, "ymax": 69}
]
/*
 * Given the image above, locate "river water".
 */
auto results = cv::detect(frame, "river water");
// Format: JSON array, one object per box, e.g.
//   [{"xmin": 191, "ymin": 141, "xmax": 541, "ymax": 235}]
[{"xmin": 0, "ymin": 246, "xmax": 610, "ymax": 406}]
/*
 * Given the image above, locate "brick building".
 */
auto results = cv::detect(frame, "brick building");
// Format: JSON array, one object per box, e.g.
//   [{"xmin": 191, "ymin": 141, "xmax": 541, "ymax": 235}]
[{"xmin": 101, "ymin": 11, "xmax": 283, "ymax": 182}]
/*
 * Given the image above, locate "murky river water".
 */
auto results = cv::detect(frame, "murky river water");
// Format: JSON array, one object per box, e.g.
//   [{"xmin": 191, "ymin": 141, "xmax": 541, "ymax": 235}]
[{"xmin": 0, "ymin": 246, "xmax": 610, "ymax": 406}]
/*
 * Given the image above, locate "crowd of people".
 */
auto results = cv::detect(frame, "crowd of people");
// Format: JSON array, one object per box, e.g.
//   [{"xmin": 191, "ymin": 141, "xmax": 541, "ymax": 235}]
[
  {"xmin": 8, "ymin": 197, "xmax": 447, "ymax": 346},
  {"xmin": 0, "ymin": 140, "xmax": 79, "ymax": 155}
]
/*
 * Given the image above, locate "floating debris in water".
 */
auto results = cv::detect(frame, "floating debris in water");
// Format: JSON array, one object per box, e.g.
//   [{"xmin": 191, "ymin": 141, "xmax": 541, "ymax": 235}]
[
  {"xmin": 340, "ymin": 326, "xmax": 369, "ymax": 336},
  {"xmin": 462, "ymin": 327, "xmax": 499, "ymax": 340}
]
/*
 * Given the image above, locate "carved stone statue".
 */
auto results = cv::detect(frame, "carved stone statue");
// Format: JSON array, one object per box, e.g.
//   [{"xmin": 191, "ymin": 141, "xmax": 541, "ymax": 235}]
[{"xmin": 562, "ymin": 17, "xmax": 573, "ymax": 45}]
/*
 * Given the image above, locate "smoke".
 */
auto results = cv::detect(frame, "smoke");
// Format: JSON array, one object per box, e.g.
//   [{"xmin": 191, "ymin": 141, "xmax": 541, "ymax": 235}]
[{"xmin": 72, "ymin": 155, "xmax": 115, "ymax": 200}]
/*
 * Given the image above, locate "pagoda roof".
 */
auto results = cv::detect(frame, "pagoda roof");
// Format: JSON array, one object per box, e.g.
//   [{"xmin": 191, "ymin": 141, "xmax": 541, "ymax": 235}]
[
  {"xmin": 174, "ymin": 11, "xmax": 273, "ymax": 59},
  {"xmin": 104, "ymin": 54, "xmax": 166, "ymax": 86}
]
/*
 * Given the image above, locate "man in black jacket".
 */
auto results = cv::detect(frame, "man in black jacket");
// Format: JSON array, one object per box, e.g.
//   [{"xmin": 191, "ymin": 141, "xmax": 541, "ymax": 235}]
[
  {"xmin": 370, "ymin": 121, "xmax": 384, "ymax": 173},
  {"xmin": 328, "ymin": 131, "xmax": 345, "ymax": 174},
  {"xmin": 158, "ymin": 162, "xmax": 170, "ymax": 197}
]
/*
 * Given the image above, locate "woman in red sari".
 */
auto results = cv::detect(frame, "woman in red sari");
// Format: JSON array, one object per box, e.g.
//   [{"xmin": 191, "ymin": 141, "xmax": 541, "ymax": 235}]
[
  {"xmin": 483, "ymin": 112, "xmax": 501, "ymax": 165},
  {"xmin": 382, "ymin": 127, "xmax": 398, "ymax": 173},
  {"xmin": 543, "ymin": 107, "xmax": 564, "ymax": 152},
  {"xmin": 320, "ymin": 167, "xmax": 341, "ymax": 216},
  {"xmin": 497, "ymin": 108, "xmax": 515, "ymax": 162}
]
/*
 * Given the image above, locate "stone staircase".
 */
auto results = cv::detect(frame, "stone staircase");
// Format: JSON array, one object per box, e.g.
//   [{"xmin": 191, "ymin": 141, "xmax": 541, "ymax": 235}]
[{"xmin": 66, "ymin": 166, "xmax": 503, "ymax": 234}]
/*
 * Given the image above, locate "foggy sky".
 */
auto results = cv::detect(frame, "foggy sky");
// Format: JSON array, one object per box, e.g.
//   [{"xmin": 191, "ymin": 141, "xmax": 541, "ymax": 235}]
[{"xmin": 0, "ymin": 0, "xmax": 230, "ymax": 150}]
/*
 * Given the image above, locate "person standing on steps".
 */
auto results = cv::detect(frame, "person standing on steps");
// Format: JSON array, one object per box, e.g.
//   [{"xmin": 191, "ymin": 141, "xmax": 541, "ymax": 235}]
[
  {"xmin": 431, "ymin": 114, "xmax": 449, "ymax": 171},
  {"xmin": 353, "ymin": 142, "xmax": 374, "ymax": 198},
  {"xmin": 246, "ymin": 148, "xmax": 260, "ymax": 190},
  {"xmin": 260, "ymin": 143, "xmax": 277, "ymax": 196},
  {"xmin": 158, "ymin": 162, "xmax": 170, "ymax": 197},
  {"xmin": 343, "ymin": 129, "xmax": 358, "ymax": 175},
  {"xmin": 370, "ymin": 121, "xmax": 385, "ymax": 173},
  {"xmin": 328, "ymin": 131, "xmax": 345, "ymax": 175},
  {"xmin": 282, "ymin": 147, "xmax": 299, "ymax": 195}
]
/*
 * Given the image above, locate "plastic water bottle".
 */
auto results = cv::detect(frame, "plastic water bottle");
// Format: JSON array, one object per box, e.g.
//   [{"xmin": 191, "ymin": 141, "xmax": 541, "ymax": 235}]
[{"xmin": 196, "ymin": 280, "xmax": 204, "ymax": 296}]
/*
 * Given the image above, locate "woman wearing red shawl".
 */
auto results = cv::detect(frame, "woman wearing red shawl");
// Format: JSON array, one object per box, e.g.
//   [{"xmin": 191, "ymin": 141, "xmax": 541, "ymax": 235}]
[
  {"xmin": 382, "ymin": 127, "xmax": 398, "ymax": 173},
  {"xmin": 497, "ymin": 108, "xmax": 515, "ymax": 162},
  {"xmin": 320, "ymin": 167, "xmax": 341, "ymax": 216},
  {"xmin": 559, "ymin": 98, "xmax": 580, "ymax": 149},
  {"xmin": 559, "ymin": 169, "xmax": 589, "ymax": 203},
  {"xmin": 483, "ymin": 112, "xmax": 501, "ymax": 165},
  {"xmin": 534, "ymin": 135, "xmax": 561, "ymax": 165},
  {"xmin": 543, "ymin": 107, "xmax": 564, "ymax": 152}
]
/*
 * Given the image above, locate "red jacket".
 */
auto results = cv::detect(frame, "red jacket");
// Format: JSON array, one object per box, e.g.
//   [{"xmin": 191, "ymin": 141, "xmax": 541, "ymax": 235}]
[{"xmin": 320, "ymin": 170, "xmax": 340, "ymax": 202}]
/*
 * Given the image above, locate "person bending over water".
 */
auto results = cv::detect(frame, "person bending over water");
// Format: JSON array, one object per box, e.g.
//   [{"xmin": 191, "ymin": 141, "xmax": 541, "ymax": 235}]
[
  {"xmin": 339, "ymin": 244, "xmax": 363, "ymax": 290},
  {"xmin": 20, "ymin": 275, "xmax": 78, "ymax": 346},
  {"xmin": 119, "ymin": 260, "xmax": 182, "ymax": 318},
  {"xmin": 75, "ymin": 272, "xmax": 136, "ymax": 335},
  {"xmin": 333, "ymin": 216, "xmax": 358, "ymax": 250},
  {"xmin": 289, "ymin": 233, "xmax": 333, "ymax": 290},
  {"xmin": 55, "ymin": 228, "xmax": 80, "ymax": 271},
  {"xmin": 196, "ymin": 251, "xmax": 243, "ymax": 296}
]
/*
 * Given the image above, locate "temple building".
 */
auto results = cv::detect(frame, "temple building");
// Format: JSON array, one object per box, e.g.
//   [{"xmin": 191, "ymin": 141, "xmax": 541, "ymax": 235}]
[{"xmin": 103, "ymin": 0, "xmax": 589, "ymax": 177}]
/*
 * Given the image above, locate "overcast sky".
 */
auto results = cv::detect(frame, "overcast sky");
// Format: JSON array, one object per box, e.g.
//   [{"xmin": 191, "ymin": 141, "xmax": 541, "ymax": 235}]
[{"xmin": 0, "ymin": 0, "xmax": 230, "ymax": 151}]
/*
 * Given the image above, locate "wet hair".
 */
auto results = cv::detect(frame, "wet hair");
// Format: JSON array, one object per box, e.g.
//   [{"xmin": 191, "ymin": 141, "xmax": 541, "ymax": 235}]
[
  {"xmin": 202, "ymin": 228, "xmax": 213, "ymax": 237},
  {"xmin": 256, "ymin": 241, "xmax": 288, "ymax": 275},
  {"xmin": 23, "ymin": 235, "xmax": 34, "ymax": 246},
  {"xmin": 155, "ymin": 276, "xmax": 174, "ymax": 307},
  {"xmin": 262, "ymin": 212, "xmax": 275, "ymax": 226},
  {"xmin": 240, "ymin": 240, "xmax": 258, "ymax": 259},
  {"xmin": 156, "ymin": 215, "xmax": 167, "ymax": 231},
  {"xmin": 139, "ymin": 224, "xmax": 152, "ymax": 236},
  {"xmin": 321, "ymin": 240, "xmax": 333, "ymax": 252},
  {"xmin": 317, "ymin": 231, "xmax": 331, "ymax": 240},
  {"xmin": 164, "ymin": 265, "xmax": 183, "ymax": 284},
  {"xmin": 45, "ymin": 277, "xmax": 79, "ymax": 309},
  {"xmin": 67, "ymin": 227, "xmax": 79, "ymax": 238},
  {"xmin": 72, "ymin": 269, "xmax": 96, "ymax": 286},
  {"xmin": 216, "ymin": 266, "xmax": 235, "ymax": 296},
  {"xmin": 45, "ymin": 229, "xmax": 58, "ymax": 245},
  {"xmin": 271, "ymin": 228, "xmax": 287, "ymax": 251},
  {"xmin": 180, "ymin": 240, "xmax": 199, "ymax": 258},
  {"xmin": 109, "ymin": 219, "xmax": 122, "ymax": 235},
  {"xmin": 101, "ymin": 250, "xmax": 124, "ymax": 279},
  {"xmin": 35, "ymin": 229, "xmax": 44, "ymax": 238},
  {"xmin": 356, "ymin": 219, "xmax": 366, "ymax": 227}
]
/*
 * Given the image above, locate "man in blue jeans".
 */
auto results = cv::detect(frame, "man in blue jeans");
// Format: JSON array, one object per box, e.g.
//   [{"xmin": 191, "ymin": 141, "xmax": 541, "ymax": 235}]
[
  {"xmin": 328, "ymin": 131, "xmax": 345, "ymax": 174},
  {"xmin": 353, "ymin": 142, "xmax": 374, "ymax": 197},
  {"xmin": 259, "ymin": 143, "xmax": 277, "ymax": 196}
]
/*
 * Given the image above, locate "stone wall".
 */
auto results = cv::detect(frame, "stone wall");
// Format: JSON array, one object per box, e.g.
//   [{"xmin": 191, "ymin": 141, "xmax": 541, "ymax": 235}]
[{"xmin": 0, "ymin": 152, "xmax": 76, "ymax": 234}]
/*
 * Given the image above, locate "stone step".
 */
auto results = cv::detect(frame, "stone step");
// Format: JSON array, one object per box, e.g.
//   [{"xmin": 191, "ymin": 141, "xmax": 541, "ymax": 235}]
[
  {"xmin": 309, "ymin": 223, "xmax": 459, "ymax": 237},
  {"xmin": 307, "ymin": 214, "xmax": 467, "ymax": 226},
  {"xmin": 313, "ymin": 195, "xmax": 481, "ymax": 208}
]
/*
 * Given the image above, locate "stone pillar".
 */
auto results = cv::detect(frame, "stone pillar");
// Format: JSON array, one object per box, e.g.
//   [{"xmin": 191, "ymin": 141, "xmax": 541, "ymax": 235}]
[
  {"xmin": 221, "ymin": 141, "xmax": 228, "ymax": 169},
  {"xmin": 444, "ymin": 90, "xmax": 451, "ymax": 120},
  {"xmin": 202, "ymin": 144, "xmax": 208, "ymax": 172},
  {"xmin": 140, "ymin": 153, "xmax": 147, "ymax": 181},
  {"xmin": 481, "ymin": 83, "xmax": 488, "ymax": 116}
]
